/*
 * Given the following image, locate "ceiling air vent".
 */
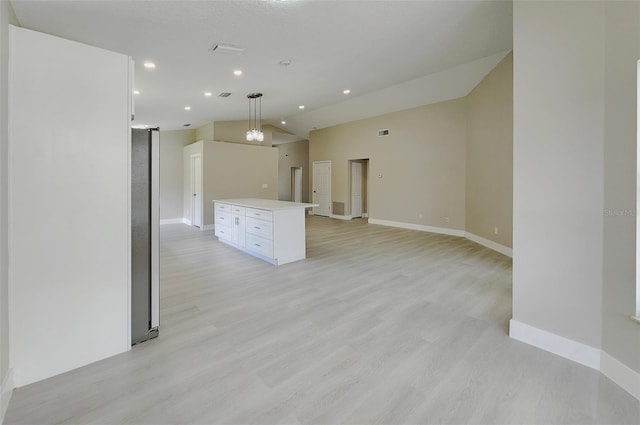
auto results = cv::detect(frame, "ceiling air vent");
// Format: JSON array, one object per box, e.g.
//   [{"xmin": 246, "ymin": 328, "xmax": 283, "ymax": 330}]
[
  {"xmin": 378, "ymin": 129, "xmax": 390, "ymax": 137},
  {"xmin": 218, "ymin": 92, "xmax": 232, "ymax": 98},
  {"xmin": 209, "ymin": 43, "xmax": 246, "ymax": 55}
]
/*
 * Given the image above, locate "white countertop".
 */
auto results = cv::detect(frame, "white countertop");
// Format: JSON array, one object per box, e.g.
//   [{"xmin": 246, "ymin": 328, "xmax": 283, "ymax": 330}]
[{"xmin": 214, "ymin": 198, "xmax": 318, "ymax": 210}]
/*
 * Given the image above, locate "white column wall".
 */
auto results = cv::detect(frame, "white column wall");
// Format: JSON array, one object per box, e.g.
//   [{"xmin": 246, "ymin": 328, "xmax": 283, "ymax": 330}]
[
  {"xmin": 512, "ymin": 1, "xmax": 605, "ymax": 350},
  {"xmin": 10, "ymin": 27, "xmax": 131, "ymax": 386}
]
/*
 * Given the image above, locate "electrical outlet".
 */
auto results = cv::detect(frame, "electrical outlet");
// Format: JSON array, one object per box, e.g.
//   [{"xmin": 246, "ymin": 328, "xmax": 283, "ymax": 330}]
[
  {"xmin": 494, "ymin": 226, "xmax": 499, "ymax": 235},
  {"xmin": 262, "ymin": 183, "xmax": 268, "ymax": 189},
  {"xmin": 418, "ymin": 213, "xmax": 423, "ymax": 219},
  {"xmin": 445, "ymin": 217, "xmax": 450, "ymax": 223}
]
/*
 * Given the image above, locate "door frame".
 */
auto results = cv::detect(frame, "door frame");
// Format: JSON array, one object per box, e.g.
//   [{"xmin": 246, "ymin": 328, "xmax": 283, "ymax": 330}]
[
  {"xmin": 190, "ymin": 153, "xmax": 203, "ymax": 228},
  {"xmin": 312, "ymin": 160, "xmax": 331, "ymax": 216}
]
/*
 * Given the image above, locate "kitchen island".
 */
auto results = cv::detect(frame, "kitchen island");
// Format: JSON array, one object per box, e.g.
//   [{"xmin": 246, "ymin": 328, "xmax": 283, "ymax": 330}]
[{"xmin": 213, "ymin": 198, "xmax": 317, "ymax": 265}]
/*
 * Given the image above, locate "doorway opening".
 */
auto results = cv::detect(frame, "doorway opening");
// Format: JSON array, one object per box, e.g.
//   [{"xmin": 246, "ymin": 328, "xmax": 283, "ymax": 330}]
[
  {"xmin": 291, "ymin": 166, "xmax": 303, "ymax": 203},
  {"xmin": 190, "ymin": 153, "xmax": 202, "ymax": 228},
  {"xmin": 349, "ymin": 159, "xmax": 369, "ymax": 219}
]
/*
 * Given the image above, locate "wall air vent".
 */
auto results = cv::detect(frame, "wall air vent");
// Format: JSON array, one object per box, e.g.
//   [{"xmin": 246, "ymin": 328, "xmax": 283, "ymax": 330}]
[
  {"xmin": 209, "ymin": 43, "xmax": 246, "ymax": 55},
  {"xmin": 378, "ymin": 129, "xmax": 390, "ymax": 137},
  {"xmin": 218, "ymin": 92, "xmax": 232, "ymax": 98}
]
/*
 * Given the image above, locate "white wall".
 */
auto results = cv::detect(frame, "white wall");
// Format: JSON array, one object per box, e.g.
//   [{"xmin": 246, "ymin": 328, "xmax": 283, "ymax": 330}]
[
  {"xmin": 513, "ymin": 1, "xmax": 640, "ymax": 398},
  {"xmin": 513, "ymin": 0, "xmax": 605, "ymax": 351},
  {"xmin": 602, "ymin": 1, "xmax": 640, "ymax": 375},
  {"xmin": 10, "ymin": 27, "xmax": 131, "ymax": 386},
  {"xmin": 0, "ymin": 0, "xmax": 18, "ymax": 417},
  {"xmin": 160, "ymin": 129, "xmax": 195, "ymax": 221}
]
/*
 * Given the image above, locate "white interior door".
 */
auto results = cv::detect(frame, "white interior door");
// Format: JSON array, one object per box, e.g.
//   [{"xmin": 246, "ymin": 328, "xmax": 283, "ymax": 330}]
[
  {"xmin": 292, "ymin": 167, "xmax": 302, "ymax": 202},
  {"xmin": 351, "ymin": 161, "xmax": 362, "ymax": 218},
  {"xmin": 191, "ymin": 154, "xmax": 202, "ymax": 228},
  {"xmin": 312, "ymin": 161, "xmax": 331, "ymax": 216}
]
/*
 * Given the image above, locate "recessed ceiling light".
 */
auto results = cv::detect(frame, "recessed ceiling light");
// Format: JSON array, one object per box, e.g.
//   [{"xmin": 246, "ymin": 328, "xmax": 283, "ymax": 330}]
[
  {"xmin": 133, "ymin": 90, "xmax": 140, "ymax": 95},
  {"xmin": 204, "ymin": 92, "xmax": 212, "ymax": 97},
  {"xmin": 234, "ymin": 70, "xmax": 243, "ymax": 76},
  {"xmin": 281, "ymin": 120, "xmax": 286, "ymax": 125},
  {"xmin": 143, "ymin": 62, "xmax": 156, "ymax": 69},
  {"xmin": 278, "ymin": 59, "xmax": 292, "ymax": 66},
  {"xmin": 343, "ymin": 89, "xmax": 351, "ymax": 95},
  {"xmin": 184, "ymin": 106, "xmax": 191, "ymax": 111},
  {"xmin": 298, "ymin": 105, "xmax": 305, "ymax": 109}
]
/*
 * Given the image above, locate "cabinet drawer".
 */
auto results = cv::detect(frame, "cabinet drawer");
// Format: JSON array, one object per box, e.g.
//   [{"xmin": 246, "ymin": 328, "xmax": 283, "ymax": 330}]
[
  {"xmin": 215, "ymin": 202, "xmax": 231, "ymax": 212},
  {"xmin": 215, "ymin": 212, "xmax": 231, "ymax": 226},
  {"xmin": 215, "ymin": 224, "xmax": 232, "ymax": 240},
  {"xmin": 246, "ymin": 208, "xmax": 273, "ymax": 222},
  {"xmin": 245, "ymin": 233, "xmax": 274, "ymax": 258},
  {"xmin": 231, "ymin": 205, "xmax": 246, "ymax": 215},
  {"xmin": 245, "ymin": 217, "xmax": 273, "ymax": 239}
]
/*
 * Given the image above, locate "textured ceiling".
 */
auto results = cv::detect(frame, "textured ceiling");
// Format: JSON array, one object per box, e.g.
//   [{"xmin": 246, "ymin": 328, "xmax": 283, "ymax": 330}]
[{"xmin": 9, "ymin": 0, "xmax": 513, "ymax": 138}]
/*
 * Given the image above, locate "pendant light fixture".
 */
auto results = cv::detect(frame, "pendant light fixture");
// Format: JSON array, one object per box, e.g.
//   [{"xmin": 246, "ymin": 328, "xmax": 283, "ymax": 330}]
[{"xmin": 246, "ymin": 92, "xmax": 264, "ymax": 142}]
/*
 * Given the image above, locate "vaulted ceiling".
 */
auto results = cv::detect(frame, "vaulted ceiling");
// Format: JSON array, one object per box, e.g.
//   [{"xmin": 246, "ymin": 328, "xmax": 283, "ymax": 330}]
[{"xmin": 9, "ymin": 0, "xmax": 513, "ymax": 139}]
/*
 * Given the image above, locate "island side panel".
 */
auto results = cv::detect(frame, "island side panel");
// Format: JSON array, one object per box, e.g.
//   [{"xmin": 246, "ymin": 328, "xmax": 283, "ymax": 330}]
[{"xmin": 273, "ymin": 207, "xmax": 307, "ymax": 265}]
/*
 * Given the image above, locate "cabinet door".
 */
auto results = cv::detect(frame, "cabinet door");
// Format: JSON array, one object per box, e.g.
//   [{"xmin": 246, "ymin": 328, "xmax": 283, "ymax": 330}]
[{"xmin": 232, "ymin": 214, "xmax": 246, "ymax": 248}]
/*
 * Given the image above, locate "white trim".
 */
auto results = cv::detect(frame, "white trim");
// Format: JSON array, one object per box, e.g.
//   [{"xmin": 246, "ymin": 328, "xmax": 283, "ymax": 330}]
[
  {"xmin": 160, "ymin": 218, "xmax": 187, "ymax": 225},
  {"xmin": 202, "ymin": 224, "xmax": 214, "ymax": 231},
  {"xmin": 330, "ymin": 214, "xmax": 352, "ymax": 221},
  {"xmin": 631, "ymin": 315, "xmax": 640, "ymax": 325},
  {"xmin": 465, "ymin": 232, "xmax": 512, "ymax": 257},
  {"xmin": 183, "ymin": 218, "xmax": 192, "ymax": 226},
  {"xmin": 368, "ymin": 218, "xmax": 466, "ymax": 237},
  {"xmin": 0, "ymin": 369, "xmax": 13, "ymax": 423},
  {"xmin": 509, "ymin": 319, "xmax": 601, "ymax": 370},
  {"xmin": 601, "ymin": 351, "xmax": 640, "ymax": 401}
]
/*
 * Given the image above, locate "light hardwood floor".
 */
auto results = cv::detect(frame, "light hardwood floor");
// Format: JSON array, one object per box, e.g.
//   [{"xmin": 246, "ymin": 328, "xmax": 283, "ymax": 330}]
[{"xmin": 5, "ymin": 217, "xmax": 640, "ymax": 424}]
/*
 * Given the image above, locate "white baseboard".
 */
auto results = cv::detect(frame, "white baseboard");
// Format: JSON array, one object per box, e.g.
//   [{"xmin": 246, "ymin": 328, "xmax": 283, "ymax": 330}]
[
  {"xmin": 1, "ymin": 369, "xmax": 13, "ymax": 423},
  {"xmin": 601, "ymin": 351, "xmax": 640, "ymax": 401},
  {"xmin": 330, "ymin": 214, "xmax": 353, "ymax": 221},
  {"xmin": 183, "ymin": 218, "xmax": 192, "ymax": 226},
  {"xmin": 510, "ymin": 320, "xmax": 640, "ymax": 401},
  {"xmin": 362, "ymin": 213, "xmax": 369, "ymax": 218},
  {"xmin": 368, "ymin": 218, "xmax": 466, "ymax": 237},
  {"xmin": 366, "ymin": 218, "xmax": 512, "ymax": 257},
  {"xmin": 159, "ymin": 218, "xmax": 188, "ymax": 225},
  {"xmin": 465, "ymin": 232, "xmax": 512, "ymax": 257},
  {"xmin": 509, "ymin": 319, "xmax": 601, "ymax": 370}
]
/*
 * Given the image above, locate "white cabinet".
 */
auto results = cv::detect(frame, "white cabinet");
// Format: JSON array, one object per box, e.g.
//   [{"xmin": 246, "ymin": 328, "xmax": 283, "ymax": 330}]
[
  {"xmin": 231, "ymin": 205, "xmax": 246, "ymax": 248},
  {"xmin": 215, "ymin": 202, "xmax": 245, "ymax": 247},
  {"xmin": 214, "ymin": 199, "xmax": 317, "ymax": 265}
]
